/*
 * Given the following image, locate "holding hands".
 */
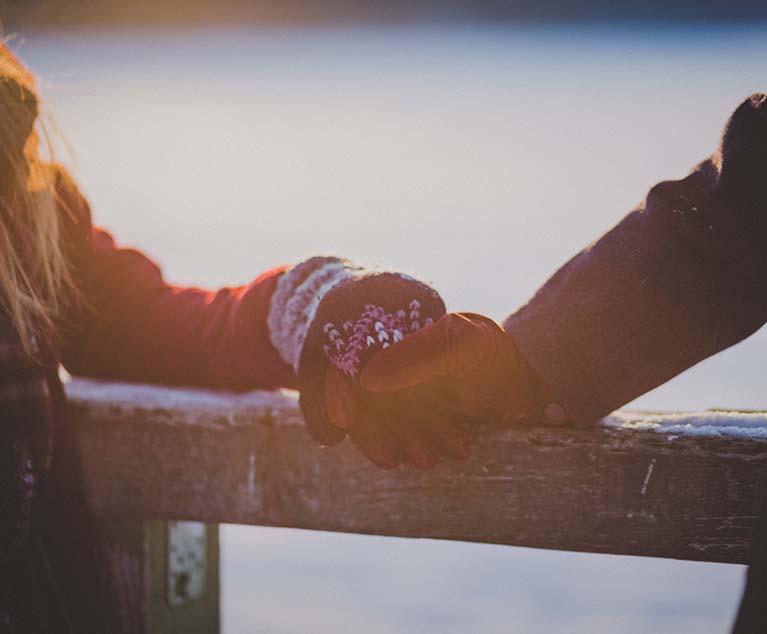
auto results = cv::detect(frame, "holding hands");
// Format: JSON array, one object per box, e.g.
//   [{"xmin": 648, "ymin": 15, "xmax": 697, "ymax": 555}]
[{"xmin": 269, "ymin": 257, "xmax": 566, "ymax": 470}]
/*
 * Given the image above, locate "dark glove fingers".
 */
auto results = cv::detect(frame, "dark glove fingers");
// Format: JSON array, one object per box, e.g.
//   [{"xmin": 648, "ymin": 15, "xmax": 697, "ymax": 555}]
[
  {"xmin": 357, "ymin": 380, "xmax": 464, "ymax": 466},
  {"xmin": 298, "ymin": 370, "xmax": 348, "ymax": 446},
  {"xmin": 323, "ymin": 367, "xmax": 358, "ymax": 429},
  {"xmin": 419, "ymin": 415, "xmax": 470, "ymax": 461},
  {"xmin": 348, "ymin": 414, "xmax": 404, "ymax": 470},
  {"xmin": 388, "ymin": 421, "xmax": 440, "ymax": 470}
]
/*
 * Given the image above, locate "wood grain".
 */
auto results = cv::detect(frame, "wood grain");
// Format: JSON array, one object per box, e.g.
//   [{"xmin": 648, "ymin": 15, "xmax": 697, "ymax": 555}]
[{"xmin": 66, "ymin": 378, "xmax": 767, "ymax": 565}]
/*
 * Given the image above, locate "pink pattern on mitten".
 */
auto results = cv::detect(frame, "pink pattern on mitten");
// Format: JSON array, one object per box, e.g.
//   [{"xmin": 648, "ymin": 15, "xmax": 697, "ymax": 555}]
[{"xmin": 322, "ymin": 299, "xmax": 436, "ymax": 377}]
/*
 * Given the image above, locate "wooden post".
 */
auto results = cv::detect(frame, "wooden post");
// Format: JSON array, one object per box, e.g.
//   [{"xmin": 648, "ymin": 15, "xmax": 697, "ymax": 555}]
[
  {"xmin": 147, "ymin": 521, "xmax": 220, "ymax": 633},
  {"xmin": 97, "ymin": 519, "xmax": 220, "ymax": 633}
]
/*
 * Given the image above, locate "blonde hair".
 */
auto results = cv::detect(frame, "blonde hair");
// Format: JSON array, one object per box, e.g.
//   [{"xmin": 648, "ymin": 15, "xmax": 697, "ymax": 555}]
[{"xmin": 0, "ymin": 41, "xmax": 78, "ymax": 358}]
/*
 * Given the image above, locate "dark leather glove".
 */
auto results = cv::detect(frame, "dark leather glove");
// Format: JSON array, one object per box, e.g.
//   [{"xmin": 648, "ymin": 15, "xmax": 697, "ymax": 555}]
[{"xmin": 360, "ymin": 312, "xmax": 569, "ymax": 428}]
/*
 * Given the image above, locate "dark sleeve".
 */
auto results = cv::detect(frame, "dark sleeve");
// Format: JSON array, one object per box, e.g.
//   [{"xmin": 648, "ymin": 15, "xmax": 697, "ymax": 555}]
[
  {"xmin": 504, "ymin": 96, "xmax": 767, "ymax": 426},
  {"xmin": 56, "ymin": 168, "xmax": 297, "ymax": 390}
]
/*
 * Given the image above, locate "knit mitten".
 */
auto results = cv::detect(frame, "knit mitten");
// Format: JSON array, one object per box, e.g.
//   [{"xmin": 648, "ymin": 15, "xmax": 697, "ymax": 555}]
[{"xmin": 268, "ymin": 256, "xmax": 446, "ymax": 449}]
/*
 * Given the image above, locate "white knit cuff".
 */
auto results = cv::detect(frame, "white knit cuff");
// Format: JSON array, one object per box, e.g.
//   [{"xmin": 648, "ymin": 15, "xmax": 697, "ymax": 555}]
[{"xmin": 267, "ymin": 257, "xmax": 364, "ymax": 371}]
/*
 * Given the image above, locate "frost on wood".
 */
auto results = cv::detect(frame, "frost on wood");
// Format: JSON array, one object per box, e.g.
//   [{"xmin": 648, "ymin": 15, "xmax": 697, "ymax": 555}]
[{"xmin": 66, "ymin": 378, "xmax": 304, "ymax": 429}]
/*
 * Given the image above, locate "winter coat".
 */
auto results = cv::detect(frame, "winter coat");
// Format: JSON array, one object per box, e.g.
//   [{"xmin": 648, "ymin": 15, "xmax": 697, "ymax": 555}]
[{"xmin": 505, "ymin": 98, "xmax": 767, "ymax": 427}]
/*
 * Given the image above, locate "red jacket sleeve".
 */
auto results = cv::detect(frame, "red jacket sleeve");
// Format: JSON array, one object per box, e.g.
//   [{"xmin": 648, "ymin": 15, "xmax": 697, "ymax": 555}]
[{"xmin": 56, "ymin": 168, "xmax": 297, "ymax": 390}]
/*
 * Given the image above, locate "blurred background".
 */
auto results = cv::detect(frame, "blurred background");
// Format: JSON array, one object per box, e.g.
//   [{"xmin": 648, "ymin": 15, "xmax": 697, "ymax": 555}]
[{"xmin": 3, "ymin": 1, "xmax": 765, "ymax": 632}]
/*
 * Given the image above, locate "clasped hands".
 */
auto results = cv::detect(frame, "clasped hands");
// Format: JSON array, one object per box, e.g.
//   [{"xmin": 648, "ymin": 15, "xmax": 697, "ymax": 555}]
[
  {"xmin": 318, "ymin": 312, "xmax": 563, "ymax": 469},
  {"xmin": 282, "ymin": 265, "xmax": 568, "ymax": 470}
]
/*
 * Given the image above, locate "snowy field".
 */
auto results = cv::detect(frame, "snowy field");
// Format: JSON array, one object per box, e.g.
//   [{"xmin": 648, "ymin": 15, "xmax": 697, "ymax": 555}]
[{"xmin": 18, "ymin": 24, "xmax": 767, "ymax": 633}]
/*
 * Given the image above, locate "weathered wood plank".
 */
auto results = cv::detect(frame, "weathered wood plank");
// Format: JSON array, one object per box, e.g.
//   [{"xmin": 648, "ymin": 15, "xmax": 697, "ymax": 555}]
[{"xmin": 66, "ymin": 378, "xmax": 767, "ymax": 565}]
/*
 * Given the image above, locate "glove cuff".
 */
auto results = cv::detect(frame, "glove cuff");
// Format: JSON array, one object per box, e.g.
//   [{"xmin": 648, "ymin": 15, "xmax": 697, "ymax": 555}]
[
  {"xmin": 268, "ymin": 256, "xmax": 363, "ymax": 371},
  {"xmin": 501, "ymin": 328, "xmax": 571, "ymax": 427},
  {"xmin": 268, "ymin": 256, "xmax": 444, "ymax": 377}
]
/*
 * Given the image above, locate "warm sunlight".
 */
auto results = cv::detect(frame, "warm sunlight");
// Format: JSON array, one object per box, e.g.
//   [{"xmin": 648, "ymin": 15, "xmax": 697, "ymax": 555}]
[{"xmin": 1, "ymin": 1, "xmax": 766, "ymax": 633}]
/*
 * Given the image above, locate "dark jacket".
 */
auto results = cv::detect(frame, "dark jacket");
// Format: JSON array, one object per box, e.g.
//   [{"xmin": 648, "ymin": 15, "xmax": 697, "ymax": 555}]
[{"xmin": 505, "ymin": 94, "xmax": 767, "ymax": 426}]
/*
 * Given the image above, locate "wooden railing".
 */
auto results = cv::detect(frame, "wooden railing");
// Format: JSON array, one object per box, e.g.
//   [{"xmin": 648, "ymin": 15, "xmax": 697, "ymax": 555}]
[{"xmin": 65, "ymin": 378, "xmax": 767, "ymax": 632}]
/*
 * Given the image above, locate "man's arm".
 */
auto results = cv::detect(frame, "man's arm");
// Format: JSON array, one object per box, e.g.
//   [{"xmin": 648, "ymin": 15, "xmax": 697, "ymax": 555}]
[{"xmin": 505, "ymin": 94, "xmax": 767, "ymax": 426}]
